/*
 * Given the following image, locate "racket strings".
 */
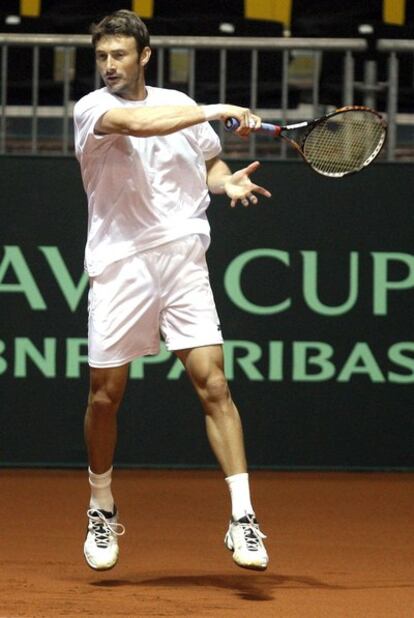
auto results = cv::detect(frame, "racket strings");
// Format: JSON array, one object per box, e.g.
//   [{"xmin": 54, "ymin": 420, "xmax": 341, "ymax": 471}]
[{"xmin": 303, "ymin": 111, "xmax": 386, "ymax": 177}]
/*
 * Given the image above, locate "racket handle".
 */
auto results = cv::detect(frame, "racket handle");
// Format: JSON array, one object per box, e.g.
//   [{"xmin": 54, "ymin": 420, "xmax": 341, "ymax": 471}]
[{"xmin": 224, "ymin": 117, "xmax": 281, "ymax": 136}]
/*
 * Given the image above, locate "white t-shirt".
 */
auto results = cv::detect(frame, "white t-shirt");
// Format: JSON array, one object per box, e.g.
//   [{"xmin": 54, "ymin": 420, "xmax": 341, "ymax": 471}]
[{"xmin": 74, "ymin": 86, "xmax": 222, "ymax": 276}]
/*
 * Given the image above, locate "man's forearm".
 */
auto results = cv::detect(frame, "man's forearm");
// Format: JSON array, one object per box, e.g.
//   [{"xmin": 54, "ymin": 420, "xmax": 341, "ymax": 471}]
[
  {"xmin": 206, "ymin": 157, "xmax": 232, "ymax": 194},
  {"xmin": 96, "ymin": 104, "xmax": 238, "ymax": 137},
  {"xmin": 95, "ymin": 103, "xmax": 260, "ymax": 138}
]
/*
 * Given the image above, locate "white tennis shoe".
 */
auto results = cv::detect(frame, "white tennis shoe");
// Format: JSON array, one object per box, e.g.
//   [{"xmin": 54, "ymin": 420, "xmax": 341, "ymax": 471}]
[
  {"xmin": 224, "ymin": 513, "xmax": 269, "ymax": 571},
  {"xmin": 84, "ymin": 507, "xmax": 125, "ymax": 570}
]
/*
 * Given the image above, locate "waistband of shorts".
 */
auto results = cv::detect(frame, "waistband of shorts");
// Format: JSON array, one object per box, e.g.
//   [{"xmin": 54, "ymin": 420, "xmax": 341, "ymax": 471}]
[{"xmin": 138, "ymin": 233, "xmax": 203, "ymax": 256}]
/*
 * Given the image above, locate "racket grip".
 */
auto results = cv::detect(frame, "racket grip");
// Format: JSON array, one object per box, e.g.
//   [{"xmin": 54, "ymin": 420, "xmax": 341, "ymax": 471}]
[
  {"xmin": 224, "ymin": 117, "xmax": 281, "ymax": 136},
  {"xmin": 224, "ymin": 117, "xmax": 241, "ymax": 131}
]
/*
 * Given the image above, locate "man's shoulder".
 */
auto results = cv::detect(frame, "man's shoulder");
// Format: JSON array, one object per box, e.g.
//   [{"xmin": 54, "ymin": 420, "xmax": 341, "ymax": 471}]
[
  {"xmin": 74, "ymin": 87, "xmax": 115, "ymax": 116},
  {"xmin": 147, "ymin": 86, "xmax": 196, "ymax": 106}
]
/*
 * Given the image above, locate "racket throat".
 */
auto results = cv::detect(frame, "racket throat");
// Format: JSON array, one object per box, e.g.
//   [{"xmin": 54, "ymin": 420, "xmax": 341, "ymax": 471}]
[{"xmin": 283, "ymin": 121, "xmax": 309, "ymax": 131}]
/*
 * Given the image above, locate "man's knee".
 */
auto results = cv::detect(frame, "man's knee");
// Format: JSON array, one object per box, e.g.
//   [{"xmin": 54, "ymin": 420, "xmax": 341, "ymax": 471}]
[
  {"xmin": 88, "ymin": 376, "xmax": 126, "ymax": 416},
  {"xmin": 197, "ymin": 370, "xmax": 231, "ymax": 406},
  {"xmin": 88, "ymin": 366, "xmax": 128, "ymax": 415},
  {"xmin": 89, "ymin": 388, "xmax": 121, "ymax": 416}
]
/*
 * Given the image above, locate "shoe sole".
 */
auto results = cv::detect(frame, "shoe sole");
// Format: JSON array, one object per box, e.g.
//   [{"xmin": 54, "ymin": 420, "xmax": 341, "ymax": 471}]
[
  {"xmin": 83, "ymin": 545, "xmax": 119, "ymax": 571},
  {"xmin": 84, "ymin": 554, "xmax": 118, "ymax": 571},
  {"xmin": 232, "ymin": 557, "xmax": 268, "ymax": 571}
]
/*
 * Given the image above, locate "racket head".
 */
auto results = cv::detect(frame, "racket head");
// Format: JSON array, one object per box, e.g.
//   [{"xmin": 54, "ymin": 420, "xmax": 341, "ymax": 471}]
[{"xmin": 300, "ymin": 106, "xmax": 387, "ymax": 178}]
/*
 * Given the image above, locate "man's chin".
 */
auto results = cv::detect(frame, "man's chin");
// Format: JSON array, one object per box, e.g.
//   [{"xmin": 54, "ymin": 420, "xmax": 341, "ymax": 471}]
[{"xmin": 105, "ymin": 80, "xmax": 123, "ymax": 94}]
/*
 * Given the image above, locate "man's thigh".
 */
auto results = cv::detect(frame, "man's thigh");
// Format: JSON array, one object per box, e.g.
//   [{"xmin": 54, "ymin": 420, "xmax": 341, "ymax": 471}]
[
  {"xmin": 88, "ymin": 254, "xmax": 162, "ymax": 368},
  {"xmin": 159, "ymin": 236, "xmax": 224, "ymax": 352}
]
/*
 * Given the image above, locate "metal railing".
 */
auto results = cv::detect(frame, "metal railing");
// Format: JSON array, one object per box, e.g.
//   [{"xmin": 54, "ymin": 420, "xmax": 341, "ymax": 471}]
[{"xmin": 1, "ymin": 33, "xmax": 413, "ymax": 160}]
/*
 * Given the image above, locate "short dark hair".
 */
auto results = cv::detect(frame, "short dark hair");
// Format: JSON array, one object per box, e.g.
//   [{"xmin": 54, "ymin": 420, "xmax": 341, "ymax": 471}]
[{"xmin": 91, "ymin": 10, "xmax": 150, "ymax": 54}]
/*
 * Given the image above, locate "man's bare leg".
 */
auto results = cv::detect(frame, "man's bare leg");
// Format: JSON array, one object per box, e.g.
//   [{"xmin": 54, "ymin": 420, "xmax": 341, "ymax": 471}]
[
  {"xmin": 175, "ymin": 344, "xmax": 269, "ymax": 570},
  {"xmin": 84, "ymin": 364, "xmax": 129, "ymax": 474},
  {"xmin": 175, "ymin": 345, "xmax": 247, "ymax": 477},
  {"xmin": 83, "ymin": 364, "xmax": 128, "ymax": 571}
]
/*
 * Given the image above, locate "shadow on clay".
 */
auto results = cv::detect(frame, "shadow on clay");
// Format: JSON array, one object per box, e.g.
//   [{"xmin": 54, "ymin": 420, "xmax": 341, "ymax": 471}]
[{"xmin": 90, "ymin": 572, "xmax": 343, "ymax": 601}]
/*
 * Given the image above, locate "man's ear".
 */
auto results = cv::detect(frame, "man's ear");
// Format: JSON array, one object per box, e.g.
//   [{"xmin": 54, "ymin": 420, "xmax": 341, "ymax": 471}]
[{"xmin": 139, "ymin": 46, "xmax": 152, "ymax": 67}]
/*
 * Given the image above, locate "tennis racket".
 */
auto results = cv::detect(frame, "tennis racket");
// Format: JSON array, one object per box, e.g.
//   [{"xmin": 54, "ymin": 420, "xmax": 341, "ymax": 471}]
[{"xmin": 225, "ymin": 105, "xmax": 387, "ymax": 178}]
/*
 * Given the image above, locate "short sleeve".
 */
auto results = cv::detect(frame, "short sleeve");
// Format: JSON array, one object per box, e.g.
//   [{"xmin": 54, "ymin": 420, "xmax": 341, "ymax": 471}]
[
  {"xmin": 73, "ymin": 92, "xmax": 117, "ymax": 156},
  {"xmin": 166, "ymin": 89, "xmax": 222, "ymax": 161},
  {"xmin": 195, "ymin": 121, "xmax": 222, "ymax": 161}
]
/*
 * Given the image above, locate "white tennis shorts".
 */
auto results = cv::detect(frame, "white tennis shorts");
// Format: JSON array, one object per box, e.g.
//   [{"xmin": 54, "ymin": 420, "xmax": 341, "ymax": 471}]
[{"xmin": 87, "ymin": 235, "xmax": 224, "ymax": 367}]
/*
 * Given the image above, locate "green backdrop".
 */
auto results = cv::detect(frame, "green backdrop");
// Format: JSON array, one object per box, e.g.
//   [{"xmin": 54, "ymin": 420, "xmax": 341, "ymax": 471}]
[{"xmin": 1, "ymin": 156, "xmax": 413, "ymax": 469}]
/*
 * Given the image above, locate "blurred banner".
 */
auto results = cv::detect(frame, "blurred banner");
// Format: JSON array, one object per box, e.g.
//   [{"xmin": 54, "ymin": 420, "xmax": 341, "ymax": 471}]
[
  {"xmin": 244, "ymin": 0, "xmax": 293, "ymax": 29},
  {"xmin": 132, "ymin": 0, "xmax": 154, "ymax": 18},
  {"xmin": 383, "ymin": 0, "xmax": 406, "ymax": 25},
  {"xmin": 18, "ymin": 1, "xmax": 155, "ymax": 18},
  {"xmin": 20, "ymin": 0, "xmax": 41, "ymax": 17},
  {"xmin": 13, "ymin": 1, "xmax": 410, "ymax": 26},
  {"xmin": 1, "ymin": 157, "xmax": 413, "ymax": 469}
]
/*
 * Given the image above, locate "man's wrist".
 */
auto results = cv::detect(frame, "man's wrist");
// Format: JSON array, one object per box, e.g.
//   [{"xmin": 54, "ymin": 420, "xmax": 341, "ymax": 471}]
[
  {"xmin": 207, "ymin": 173, "xmax": 233, "ymax": 195},
  {"xmin": 201, "ymin": 104, "xmax": 225, "ymax": 121}
]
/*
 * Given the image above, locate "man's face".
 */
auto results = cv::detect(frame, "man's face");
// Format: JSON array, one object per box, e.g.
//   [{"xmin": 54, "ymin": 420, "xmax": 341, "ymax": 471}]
[{"xmin": 95, "ymin": 35, "xmax": 149, "ymax": 98}]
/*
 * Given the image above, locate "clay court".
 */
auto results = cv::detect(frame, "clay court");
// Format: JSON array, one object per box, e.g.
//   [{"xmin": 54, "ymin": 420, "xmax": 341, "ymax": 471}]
[{"xmin": 2, "ymin": 469, "xmax": 413, "ymax": 617}]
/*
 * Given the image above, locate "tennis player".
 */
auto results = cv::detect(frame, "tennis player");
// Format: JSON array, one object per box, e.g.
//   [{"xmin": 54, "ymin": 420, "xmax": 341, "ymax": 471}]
[{"xmin": 74, "ymin": 9, "xmax": 270, "ymax": 572}]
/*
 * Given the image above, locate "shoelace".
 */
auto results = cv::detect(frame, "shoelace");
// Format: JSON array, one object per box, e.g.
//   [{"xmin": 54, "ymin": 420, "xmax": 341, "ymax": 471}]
[
  {"xmin": 238, "ymin": 515, "xmax": 267, "ymax": 552},
  {"xmin": 87, "ymin": 509, "xmax": 126, "ymax": 548}
]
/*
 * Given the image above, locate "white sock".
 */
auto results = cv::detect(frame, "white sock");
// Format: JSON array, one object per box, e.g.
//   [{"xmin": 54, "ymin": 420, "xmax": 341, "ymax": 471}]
[
  {"xmin": 225, "ymin": 472, "xmax": 254, "ymax": 521},
  {"xmin": 88, "ymin": 466, "xmax": 114, "ymax": 513}
]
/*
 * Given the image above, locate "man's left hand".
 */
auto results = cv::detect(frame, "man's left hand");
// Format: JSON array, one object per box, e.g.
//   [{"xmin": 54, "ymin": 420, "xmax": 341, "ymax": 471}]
[{"xmin": 224, "ymin": 161, "xmax": 272, "ymax": 208}]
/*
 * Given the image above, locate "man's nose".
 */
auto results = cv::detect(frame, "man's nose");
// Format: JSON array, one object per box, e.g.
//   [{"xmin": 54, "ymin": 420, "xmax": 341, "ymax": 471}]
[{"xmin": 105, "ymin": 57, "xmax": 115, "ymax": 71}]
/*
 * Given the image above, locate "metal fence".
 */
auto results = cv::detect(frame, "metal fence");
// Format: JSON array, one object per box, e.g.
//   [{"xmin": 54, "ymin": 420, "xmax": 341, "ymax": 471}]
[{"xmin": 1, "ymin": 33, "xmax": 413, "ymax": 160}]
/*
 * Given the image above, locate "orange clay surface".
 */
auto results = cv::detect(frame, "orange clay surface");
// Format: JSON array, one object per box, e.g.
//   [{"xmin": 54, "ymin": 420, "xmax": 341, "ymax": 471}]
[{"xmin": 1, "ymin": 469, "xmax": 414, "ymax": 617}]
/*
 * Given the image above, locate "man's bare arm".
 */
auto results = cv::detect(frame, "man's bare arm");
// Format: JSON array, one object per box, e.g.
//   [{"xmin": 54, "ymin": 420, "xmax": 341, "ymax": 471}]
[{"xmin": 95, "ymin": 104, "xmax": 261, "ymax": 137}]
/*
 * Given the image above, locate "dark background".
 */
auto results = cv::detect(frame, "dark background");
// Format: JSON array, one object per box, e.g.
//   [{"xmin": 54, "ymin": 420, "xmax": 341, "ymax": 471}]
[
  {"xmin": 2, "ymin": 0, "xmax": 413, "ymax": 36},
  {"xmin": 1, "ymin": 1, "xmax": 414, "ymax": 112}
]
